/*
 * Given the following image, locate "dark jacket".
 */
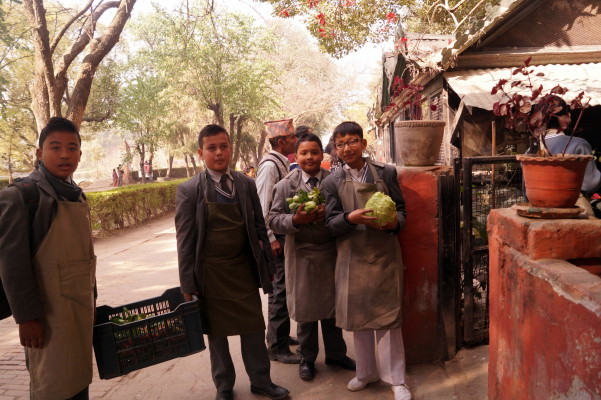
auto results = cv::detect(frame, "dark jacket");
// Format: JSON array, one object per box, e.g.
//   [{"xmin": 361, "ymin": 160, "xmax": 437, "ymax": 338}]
[
  {"xmin": 0, "ymin": 170, "xmax": 59, "ymax": 323},
  {"xmin": 321, "ymin": 159, "xmax": 407, "ymax": 237},
  {"xmin": 175, "ymin": 171, "xmax": 273, "ymax": 295}
]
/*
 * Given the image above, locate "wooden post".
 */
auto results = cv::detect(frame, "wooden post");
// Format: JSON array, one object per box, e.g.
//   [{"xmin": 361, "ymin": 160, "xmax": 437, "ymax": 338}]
[{"xmin": 491, "ymin": 121, "xmax": 497, "ymax": 209}]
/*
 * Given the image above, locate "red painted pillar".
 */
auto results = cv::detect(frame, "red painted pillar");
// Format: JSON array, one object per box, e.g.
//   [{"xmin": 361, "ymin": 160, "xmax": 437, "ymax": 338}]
[{"xmin": 398, "ymin": 166, "xmax": 450, "ymax": 364}]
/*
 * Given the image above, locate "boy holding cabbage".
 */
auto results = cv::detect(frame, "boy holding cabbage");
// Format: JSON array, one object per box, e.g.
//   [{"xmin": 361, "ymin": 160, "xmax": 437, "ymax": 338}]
[
  {"xmin": 321, "ymin": 121, "xmax": 411, "ymax": 400},
  {"xmin": 268, "ymin": 133, "xmax": 355, "ymax": 382}
]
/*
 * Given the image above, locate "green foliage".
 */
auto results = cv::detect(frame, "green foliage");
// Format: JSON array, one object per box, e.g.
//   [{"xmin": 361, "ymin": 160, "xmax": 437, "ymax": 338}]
[{"xmin": 87, "ymin": 179, "xmax": 187, "ymax": 233}]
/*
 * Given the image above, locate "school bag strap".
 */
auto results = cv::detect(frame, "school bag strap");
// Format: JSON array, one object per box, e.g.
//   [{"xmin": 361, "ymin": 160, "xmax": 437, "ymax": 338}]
[{"xmin": 0, "ymin": 178, "xmax": 40, "ymax": 320}]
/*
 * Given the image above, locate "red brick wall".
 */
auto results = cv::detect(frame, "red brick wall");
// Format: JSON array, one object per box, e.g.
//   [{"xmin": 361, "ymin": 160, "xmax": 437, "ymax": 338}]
[{"xmin": 488, "ymin": 209, "xmax": 601, "ymax": 399}]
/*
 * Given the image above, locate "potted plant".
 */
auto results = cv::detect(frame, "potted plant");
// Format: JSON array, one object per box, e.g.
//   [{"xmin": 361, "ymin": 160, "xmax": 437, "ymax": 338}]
[
  {"xmin": 389, "ymin": 76, "xmax": 445, "ymax": 166},
  {"xmin": 491, "ymin": 57, "xmax": 592, "ymax": 209}
]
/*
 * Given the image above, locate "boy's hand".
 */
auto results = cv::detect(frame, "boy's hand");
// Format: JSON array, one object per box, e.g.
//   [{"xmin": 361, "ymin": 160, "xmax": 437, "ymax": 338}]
[
  {"xmin": 292, "ymin": 204, "xmax": 317, "ymax": 225},
  {"xmin": 183, "ymin": 293, "xmax": 199, "ymax": 302},
  {"xmin": 347, "ymin": 208, "xmax": 377, "ymax": 225},
  {"xmin": 270, "ymin": 240, "xmax": 282, "ymax": 257},
  {"xmin": 315, "ymin": 204, "xmax": 326, "ymax": 223},
  {"xmin": 19, "ymin": 319, "xmax": 45, "ymax": 348}
]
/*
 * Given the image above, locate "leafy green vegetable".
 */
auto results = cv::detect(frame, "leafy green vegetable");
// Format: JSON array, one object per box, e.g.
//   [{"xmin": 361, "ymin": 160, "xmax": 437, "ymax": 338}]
[
  {"xmin": 365, "ymin": 191, "xmax": 397, "ymax": 227},
  {"xmin": 109, "ymin": 307, "xmax": 148, "ymax": 325},
  {"xmin": 286, "ymin": 187, "xmax": 324, "ymax": 213}
]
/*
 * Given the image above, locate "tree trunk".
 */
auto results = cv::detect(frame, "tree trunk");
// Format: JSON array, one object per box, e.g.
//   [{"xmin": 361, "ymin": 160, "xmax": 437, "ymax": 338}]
[
  {"xmin": 183, "ymin": 154, "xmax": 191, "ymax": 177},
  {"xmin": 231, "ymin": 116, "xmax": 246, "ymax": 168},
  {"xmin": 257, "ymin": 128, "xmax": 268, "ymax": 162},
  {"xmin": 136, "ymin": 142, "xmax": 146, "ymax": 183},
  {"xmin": 229, "ymin": 113, "xmax": 237, "ymax": 168},
  {"xmin": 24, "ymin": 0, "xmax": 137, "ymax": 130},
  {"xmin": 189, "ymin": 153, "xmax": 198, "ymax": 173},
  {"xmin": 7, "ymin": 138, "xmax": 13, "ymax": 184},
  {"xmin": 167, "ymin": 153, "xmax": 174, "ymax": 178},
  {"xmin": 208, "ymin": 102, "xmax": 224, "ymax": 126}
]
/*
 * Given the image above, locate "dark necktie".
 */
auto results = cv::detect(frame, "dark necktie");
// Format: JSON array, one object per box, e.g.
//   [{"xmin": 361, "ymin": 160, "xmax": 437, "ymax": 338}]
[
  {"xmin": 308, "ymin": 177, "xmax": 318, "ymax": 189},
  {"xmin": 219, "ymin": 175, "xmax": 231, "ymax": 195}
]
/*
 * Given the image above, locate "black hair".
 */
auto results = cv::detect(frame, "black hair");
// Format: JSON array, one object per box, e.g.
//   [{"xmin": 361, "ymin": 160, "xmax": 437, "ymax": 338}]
[
  {"xmin": 332, "ymin": 121, "xmax": 363, "ymax": 141},
  {"xmin": 198, "ymin": 124, "xmax": 229, "ymax": 148},
  {"xmin": 546, "ymin": 96, "xmax": 570, "ymax": 130},
  {"xmin": 295, "ymin": 133, "xmax": 323, "ymax": 152},
  {"xmin": 38, "ymin": 117, "xmax": 81, "ymax": 148},
  {"xmin": 295, "ymin": 125, "xmax": 312, "ymax": 137}
]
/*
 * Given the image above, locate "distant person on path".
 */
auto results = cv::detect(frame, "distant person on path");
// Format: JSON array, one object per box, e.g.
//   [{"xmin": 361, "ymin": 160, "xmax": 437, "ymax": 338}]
[
  {"xmin": 0, "ymin": 117, "xmax": 97, "ymax": 400},
  {"xmin": 322, "ymin": 121, "xmax": 411, "ymax": 400},
  {"xmin": 117, "ymin": 165, "xmax": 124, "ymax": 187},
  {"xmin": 175, "ymin": 124, "xmax": 289, "ymax": 400},
  {"xmin": 269, "ymin": 133, "xmax": 355, "ymax": 381},
  {"xmin": 325, "ymin": 138, "xmax": 342, "ymax": 171},
  {"xmin": 112, "ymin": 168, "xmax": 118, "ymax": 187},
  {"xmin": 255, "ymin": 118, "xmax": 301, "ymax": 364}
]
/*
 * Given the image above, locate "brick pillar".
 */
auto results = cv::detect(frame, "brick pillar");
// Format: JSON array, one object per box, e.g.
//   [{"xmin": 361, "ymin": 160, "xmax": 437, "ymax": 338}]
[
  {"xmin": 398, "ymin": 166, "xmax": 450, "ymax": 364},
  {"xmin": 488, "ymin": 209, "xmax": 601, "ymax": 400}
]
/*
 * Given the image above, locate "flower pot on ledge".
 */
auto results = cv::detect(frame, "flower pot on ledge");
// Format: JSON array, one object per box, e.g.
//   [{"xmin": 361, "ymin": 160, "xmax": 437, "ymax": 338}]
[
  {"xmin": 394, "ymin": 120, "xmax": 445, "ymax": 166},
  {"xmin": 517, "ymin": 154, "xmax": 593, "ymax": 208}
]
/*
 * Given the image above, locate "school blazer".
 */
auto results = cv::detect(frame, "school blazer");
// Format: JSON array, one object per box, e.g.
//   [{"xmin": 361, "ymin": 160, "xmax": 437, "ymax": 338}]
[
  {"xmin": 0, "ymin": 170, "xmax": 64, "ymax": 323},
  {"xmin": 175, "ymin": 171, "xmax": 274, "ymax": 296},
  {"xmin": 321, "ymin": 159, "xmax": 407, "ymax": 237}
]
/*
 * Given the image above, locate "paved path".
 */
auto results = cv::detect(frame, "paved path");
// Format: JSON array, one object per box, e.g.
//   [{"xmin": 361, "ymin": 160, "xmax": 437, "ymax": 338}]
[{"xmin": 0, "ymin": 214, "xmax": 488, "ymax": 400}]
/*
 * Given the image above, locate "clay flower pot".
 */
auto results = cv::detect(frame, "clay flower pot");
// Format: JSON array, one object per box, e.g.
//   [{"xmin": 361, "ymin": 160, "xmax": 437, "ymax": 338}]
[
  {"xmin": 394, "ymin": 120, "xmax": 445, "ymax": 166},
  {"xmin": 517, "ymin": 154, "xmax": 593, "ymax": 208}
]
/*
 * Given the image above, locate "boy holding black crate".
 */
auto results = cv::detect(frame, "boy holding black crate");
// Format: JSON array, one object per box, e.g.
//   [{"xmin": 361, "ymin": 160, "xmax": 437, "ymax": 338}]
[{"xmin": 175, "ymin": 124, "xmax": 289, "ymax": 400}]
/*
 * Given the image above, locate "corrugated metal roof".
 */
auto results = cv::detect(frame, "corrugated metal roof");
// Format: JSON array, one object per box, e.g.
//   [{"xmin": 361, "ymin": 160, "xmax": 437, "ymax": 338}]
[{"xmin": 444, "ymin": 63, "xmax": 601, "ymax": 110}]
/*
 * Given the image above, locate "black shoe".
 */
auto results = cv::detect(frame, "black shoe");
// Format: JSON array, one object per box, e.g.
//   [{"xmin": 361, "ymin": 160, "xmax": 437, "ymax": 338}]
[
  {"xmin": 288, "ymin": 336, "xmax": 299, "ymax": 346},
  {"xmin": 268, "ymin": 348, "xmax": 302, "ymax": 364},
  {"xmin": 325, "ymin": 356, "xmax": 356, "ymax": 371},
  {"xmin": 250, "ymin": 383, "xmax": 290, "ymax": 399},
  {"xmin": 299, "ymin": 360, "xmax": 315, "ymax": 381},
  {"xmin": 215, "ymin": 390, "xmax": 234, "ymax": 400}
]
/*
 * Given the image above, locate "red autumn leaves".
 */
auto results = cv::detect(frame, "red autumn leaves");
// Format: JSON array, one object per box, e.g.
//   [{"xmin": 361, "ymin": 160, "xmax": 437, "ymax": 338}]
[
  {"xmin": 385, "ymin": 76, "xmax": 437, "ymax": 118},
  {"xmin": 277, "ymin": 2, "xmax": 398, "ymax": 39},
  {"xmin": 491, "ymin": 56, "xmax": 589, "ymax": 133}
]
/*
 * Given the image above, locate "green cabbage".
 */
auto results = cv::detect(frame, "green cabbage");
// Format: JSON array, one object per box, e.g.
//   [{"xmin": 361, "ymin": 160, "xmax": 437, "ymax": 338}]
[{"xmin": 365, "ymin": 191, "xmax": 397, "ymax": 226}]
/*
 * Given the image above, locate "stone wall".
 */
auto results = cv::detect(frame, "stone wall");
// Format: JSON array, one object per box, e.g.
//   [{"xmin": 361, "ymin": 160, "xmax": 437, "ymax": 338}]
[{"xmin": 488, "ymin": 209, "xmax": 601, "ymax": 399}]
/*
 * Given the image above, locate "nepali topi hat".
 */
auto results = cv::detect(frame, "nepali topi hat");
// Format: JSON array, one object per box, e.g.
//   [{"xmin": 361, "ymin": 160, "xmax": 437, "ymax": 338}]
[{"xmin": 264, "ymin": 118, "xmax": 295, "ymax": 138}]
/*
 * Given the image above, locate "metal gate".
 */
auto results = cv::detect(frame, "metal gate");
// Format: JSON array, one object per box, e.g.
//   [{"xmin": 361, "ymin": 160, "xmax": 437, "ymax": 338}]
[{"xmin": 458, "ymin": 156, "xmax": 526, "ymax": 345}]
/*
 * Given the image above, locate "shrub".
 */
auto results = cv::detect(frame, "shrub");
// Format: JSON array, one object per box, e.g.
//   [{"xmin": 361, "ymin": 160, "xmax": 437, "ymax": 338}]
[{"xmin": 87, "ymin": 179, "xmax": 188, "ymax": 234}]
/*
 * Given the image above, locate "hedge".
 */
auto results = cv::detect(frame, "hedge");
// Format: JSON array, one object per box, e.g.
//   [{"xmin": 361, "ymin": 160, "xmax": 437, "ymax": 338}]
[{"xmin": 87, "ymin": 179, "xmax": 188, "ymax": 233}]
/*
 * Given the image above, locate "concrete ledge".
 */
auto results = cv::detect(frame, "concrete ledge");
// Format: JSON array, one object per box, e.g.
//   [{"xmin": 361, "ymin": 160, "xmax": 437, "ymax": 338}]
[{"xmin": 488, "ymin": 208, "xmax": 601, "ymax": 260}]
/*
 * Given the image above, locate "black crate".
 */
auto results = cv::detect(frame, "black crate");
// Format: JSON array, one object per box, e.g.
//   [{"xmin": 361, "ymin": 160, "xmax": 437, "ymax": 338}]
[{"xmin": 93, "ymin": 287, "xmax": 205, "ymax": 379}]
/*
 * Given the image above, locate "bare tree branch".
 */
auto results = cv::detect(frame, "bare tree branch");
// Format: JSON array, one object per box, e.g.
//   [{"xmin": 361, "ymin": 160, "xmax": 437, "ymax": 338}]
[
  {"xmin": 67, "ymin": 0, "xmax": 137, "ymax": 127},
  {"xmin": 50, "ymin": 0, "xmax": 95, "ymax": 54},
  {"xmin": 453, "ymin": 0, "xmax": 487, "ymax": 32}
]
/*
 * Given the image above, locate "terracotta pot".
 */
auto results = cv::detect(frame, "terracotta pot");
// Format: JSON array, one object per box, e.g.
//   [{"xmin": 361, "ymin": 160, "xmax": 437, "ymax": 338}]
[
  {"xmin": 394, "ymin": 120, "xmax": 445, "ymax": 166},
  {"xmin": 517, "ymin": 154, "xmax": 593, "ymax": 208}
]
